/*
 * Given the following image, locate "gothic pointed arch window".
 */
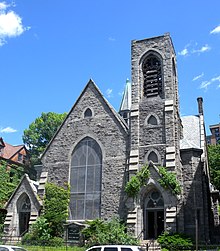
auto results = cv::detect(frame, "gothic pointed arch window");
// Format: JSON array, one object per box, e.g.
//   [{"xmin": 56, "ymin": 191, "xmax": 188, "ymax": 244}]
[
  {"xmin": 148, "ymin": 151, "xmax": 159, "ymax": 164},
  {"xmin": 84, "ymin": 108, "xmax": 92, "ymax": 118},
  {"xmin": 142, "ymin": 53, "xmax": 163, "ymax": 98},
  {"xmin": 17, "ymin": 193, "xmax": 31, "ymax": 236},
  {"xmin": 148, "ymin": 115, "xmax": 158, "ymax": 125},
  {"xmin": 70, "ymin": 137, "xmax": 102, "ymax": 220}
]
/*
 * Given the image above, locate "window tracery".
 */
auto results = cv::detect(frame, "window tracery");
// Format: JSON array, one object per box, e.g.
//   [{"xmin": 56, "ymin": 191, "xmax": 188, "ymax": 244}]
[
  {"xmin": 142, "ymin": 54, "xmax": 162, "ymax": 97},
  {"xmin": 70, "ymin": 137, "xmax": 102, "ymax": 220}
]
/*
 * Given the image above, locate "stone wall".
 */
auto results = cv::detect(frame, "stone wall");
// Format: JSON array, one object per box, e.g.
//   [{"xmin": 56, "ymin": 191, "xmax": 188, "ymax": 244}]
[{"xmin": 41, "ymin": 81, "xmax": 129, "ymax": 220}]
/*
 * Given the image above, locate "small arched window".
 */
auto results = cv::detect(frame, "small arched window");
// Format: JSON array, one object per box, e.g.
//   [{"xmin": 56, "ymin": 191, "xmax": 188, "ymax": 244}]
[
  {"xmin": 148, "ymin": 115, "xmax": 157, "ymax": 125},
  {"xmin": 84, "ymin": 108, "xmax": 92, "ymax": 118},
  {"xmin": 142, "ymin": 53, "xmax": 162, "ymax": 97},
  {"xmin": 148, "ymin": 151, "xmax": 158, "ymax": 164}
]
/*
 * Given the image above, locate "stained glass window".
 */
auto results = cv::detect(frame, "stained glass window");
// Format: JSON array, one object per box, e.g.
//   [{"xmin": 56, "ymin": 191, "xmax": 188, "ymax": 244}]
[{"xmin": 70, "ymin": 137, "xmax": 102, "ymax": 220}]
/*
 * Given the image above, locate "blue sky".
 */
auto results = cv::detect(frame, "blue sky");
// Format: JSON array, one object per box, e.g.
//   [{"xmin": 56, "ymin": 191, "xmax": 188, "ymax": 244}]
[{"xmin": 0, "ymin": 0, "xmax": 220, "ymax": 145}]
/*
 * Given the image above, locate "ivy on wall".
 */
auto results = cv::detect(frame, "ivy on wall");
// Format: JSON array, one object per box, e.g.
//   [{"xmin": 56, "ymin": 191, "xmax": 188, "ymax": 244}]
[
  {"xmin": 125, "ymin": 164, "xmax": 181, "ymax": 198},
  {"xmin": 125, "ymin": 165, "xmax": 150, "ymax": 198},
  {"xmin": 158, "ymin": 167, "xmax": 181, "ymax": 195},
  {"xmin": 0, "ymin": 160, "xmax": 23, "ymax": 208}
]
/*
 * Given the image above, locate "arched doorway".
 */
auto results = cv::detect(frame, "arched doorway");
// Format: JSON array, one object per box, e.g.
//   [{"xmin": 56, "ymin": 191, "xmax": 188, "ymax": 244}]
[
  {"xmin": 17, "ymin": 193, "xmax": 31, "ymax": 236},
  {"xmin": 144, "ymin": 189, "xmax": 164, "ymax": 239}
]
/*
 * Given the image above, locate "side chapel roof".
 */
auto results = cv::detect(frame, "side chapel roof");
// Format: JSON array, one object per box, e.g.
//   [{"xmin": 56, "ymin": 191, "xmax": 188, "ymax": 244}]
[{"xmin": 180, "ymin": 115, "xmax": 201, "ymax": 150}]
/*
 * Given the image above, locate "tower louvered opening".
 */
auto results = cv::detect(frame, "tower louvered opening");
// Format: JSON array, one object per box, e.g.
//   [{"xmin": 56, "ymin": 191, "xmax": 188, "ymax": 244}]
[{"xmin": 143, "ymin": 54, "xmax": 162, "ymax": 97}]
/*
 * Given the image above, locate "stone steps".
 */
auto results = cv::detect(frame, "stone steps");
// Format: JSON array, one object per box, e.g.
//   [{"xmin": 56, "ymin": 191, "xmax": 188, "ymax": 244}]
[{"xmin": 141, "ymin": 240, "xmax": 161, "ymax": 251}]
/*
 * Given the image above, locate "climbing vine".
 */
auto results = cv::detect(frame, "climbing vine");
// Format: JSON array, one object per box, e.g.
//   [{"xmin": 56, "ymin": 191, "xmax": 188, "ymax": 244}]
[
  {"xmin": 0, "ymin": 160, "xmax": 23, "ymax": 208},
  {"xmin": 158, "ymin": 166, "xmax": 181, "ymax": 195},
  {"xmin": 125, "ymin": 165, "xmax": 150, "ymax": 198}
]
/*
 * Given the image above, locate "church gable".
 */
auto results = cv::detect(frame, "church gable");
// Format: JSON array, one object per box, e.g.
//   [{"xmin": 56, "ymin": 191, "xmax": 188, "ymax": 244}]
[{"xmin": 41, "ymin": 79, "xmax": 129, "ymax": 221}]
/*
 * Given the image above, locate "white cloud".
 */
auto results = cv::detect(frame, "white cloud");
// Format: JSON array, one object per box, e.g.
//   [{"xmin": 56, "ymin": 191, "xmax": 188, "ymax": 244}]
[
  {"xmin": 192, "ymin": 44, "xmax": 211, "ymax": 54},
  {"xmin": 178, "ymin": 42, "xmax": 211, "ymax": 57},
  {"xmin": 192, "ymin": 73, "xmax": 204, "ymax": 81},
  {"xmin": 0, "ymin": 2, "xmax": 30, "ymax": 46},
  {"xmin": 106, "ymin": 88, "xmax": 113, "ymax": 98},
  {"xmin": 210, "ymin": 25, "xmax": 220, "ymax": 34},
  {"xmin": 0, "ymin": 126, "xmax": 17, "ymax": 133},
  {"xmin": 108, "ymin": 37, "xmax": 116, "ymax": 42},
  {"xmin": 178, "ymin": 48, "xmax": 188, "ymax": 56},
  {"xmin": 199, "ymin": 75, "xmax": 220, "ymax": 90}
]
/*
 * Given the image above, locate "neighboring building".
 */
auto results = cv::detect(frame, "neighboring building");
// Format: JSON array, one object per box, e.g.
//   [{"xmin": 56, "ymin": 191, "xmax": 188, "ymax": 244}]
[
  {"xmin": 207, "ymin": 123, "xmax": 220, "ymax": 145},
  {"xmin": 0, "ymin": 137, "xmax": 30, "ymax": 168},
  {"xmin": 3, "ymin": 33, "xmax": 220, "ymax": 243}
]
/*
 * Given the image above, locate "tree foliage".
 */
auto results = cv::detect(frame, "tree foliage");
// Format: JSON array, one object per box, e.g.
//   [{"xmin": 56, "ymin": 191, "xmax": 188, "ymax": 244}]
[
  {"xmin": 22, "ymin": 112, "xmax": 67, "ymax": 165},
  {"xmin": 208, "ymin": 144, "xmax": 220, "ymax": 191},
  {"xmin": 81, "ymin": 218, "xmax": 139, "ymax": 247}
]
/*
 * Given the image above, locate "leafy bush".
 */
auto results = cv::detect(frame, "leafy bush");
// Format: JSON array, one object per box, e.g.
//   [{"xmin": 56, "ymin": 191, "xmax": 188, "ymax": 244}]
[
  {"xmin": 157, "ymin": 232, "xmax": 193, "ymax": 250},
  {"xmin": 22, "ymin": 182, "xmax": 69, "ymax": 245},
  {"xmin": 81, "ymin": 217, "xmax": 138, "ymax": 247},
  {"xmin": 47, "ymin": 236, "xmax": 64, "ymax": 247},
  {"xmin": 22, "ymin": 217, "xmax": 51, "ymax": 245}
]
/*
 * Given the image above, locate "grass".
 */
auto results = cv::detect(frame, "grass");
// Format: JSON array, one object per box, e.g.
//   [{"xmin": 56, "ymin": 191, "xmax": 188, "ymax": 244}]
[{"xmin": 22, "ymin": 246, "xmax": 87, "ymax": 251}]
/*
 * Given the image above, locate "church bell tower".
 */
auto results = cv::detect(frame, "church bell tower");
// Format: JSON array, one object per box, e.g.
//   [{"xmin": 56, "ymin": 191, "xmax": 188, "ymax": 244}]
[{"xmin": 128, "ymin": 33, "xmax": 183, "ymax": 237}]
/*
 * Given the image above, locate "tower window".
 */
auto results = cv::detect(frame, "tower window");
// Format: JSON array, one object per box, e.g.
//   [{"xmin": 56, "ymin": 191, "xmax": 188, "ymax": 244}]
[
  {"xmin": 142, "ymin": 54, "xmax": 162, "ymax": 97},
  {"xmin": 148, "ymin": 151, "xmax": 158, "ymax": 164},
  {"xmin": 84, "ymin": 108, "xmax": 92, "ymax": 118},
  {"xmin": 148, "ymin": 115, "xmax": 157, "ymax": 125}
]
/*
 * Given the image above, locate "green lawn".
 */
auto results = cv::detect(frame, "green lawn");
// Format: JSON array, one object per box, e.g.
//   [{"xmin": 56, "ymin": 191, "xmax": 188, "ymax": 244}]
[{"xmin": 22, "ymin": 246, "xmax": 86, "ymax": 251}]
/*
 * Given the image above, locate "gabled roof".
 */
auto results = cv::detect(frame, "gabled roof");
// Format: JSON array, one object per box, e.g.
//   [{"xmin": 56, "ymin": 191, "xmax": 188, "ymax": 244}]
[
  {"xmin": 2, "ymin": 142, "xmax": 25, "ymax": 159},
  {"xmin": 5, "ymin": 174, "xmax": 42, "ymax": 209},
  {"xmin": 41, "ymin": 79, "xmax": 129, "ymax": 159}
]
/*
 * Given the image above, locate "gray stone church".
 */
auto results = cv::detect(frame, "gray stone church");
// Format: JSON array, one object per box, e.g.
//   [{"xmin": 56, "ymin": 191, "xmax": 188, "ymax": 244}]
[{"xmin": 4, "ymin": 33, "xmax": 220, "ymax": 243}]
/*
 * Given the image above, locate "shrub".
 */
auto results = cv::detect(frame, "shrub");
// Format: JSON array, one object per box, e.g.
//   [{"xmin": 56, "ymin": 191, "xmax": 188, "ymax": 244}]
[
  {"xmin": 81, "ymin": 217, "xmax": 138, "ymax": 247},
  {"xmin": 48, "ymin": 236, "xmax": 64, "ymax": 247},
  {"xmin": 22, "ymin": 217, "xmax": 51, "ymax": 245},
  {"xmin": 157, "ymin": 232, "xmax": 193, "ymax": 250}
]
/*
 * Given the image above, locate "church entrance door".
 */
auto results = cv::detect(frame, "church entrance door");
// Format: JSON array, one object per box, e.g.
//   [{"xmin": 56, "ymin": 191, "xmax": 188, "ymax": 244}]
[
  {"xmin": 144, "ymin": 190, "xmax": 164, "ymax": 239},
  {"xmin": 19, "ymin": 212, "xmax": 30, "ymax": 236},
  {"xmin": 146, "ymin": 210, "xmax": 164, "ymax": 238}
]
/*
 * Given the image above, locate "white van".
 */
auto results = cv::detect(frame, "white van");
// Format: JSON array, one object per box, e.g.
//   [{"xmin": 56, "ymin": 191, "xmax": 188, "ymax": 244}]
[{"xmin": 85, "ymin": 245, "xmax": 144, "ymax": 251}]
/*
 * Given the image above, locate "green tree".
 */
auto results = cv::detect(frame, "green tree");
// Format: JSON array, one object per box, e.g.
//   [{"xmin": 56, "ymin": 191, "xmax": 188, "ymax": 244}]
[
  {"xmin": 22, "ymin": 112, "xmax": 67, "ymax": 165},
  {"xmin": 208, "ymin": 144, "xmax": 220, "ymax": 191}
]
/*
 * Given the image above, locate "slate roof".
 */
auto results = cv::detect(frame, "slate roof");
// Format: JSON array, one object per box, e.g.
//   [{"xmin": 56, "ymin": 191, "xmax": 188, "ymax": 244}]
[
  {"xmin": 180, "ymin": 115, "xmax": 201, "ymax": 150},
  {"xmin": 119, "ymin": 79, "xmax": 131, "ymax": 112}
]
